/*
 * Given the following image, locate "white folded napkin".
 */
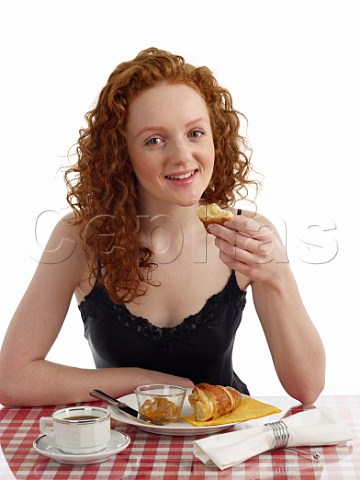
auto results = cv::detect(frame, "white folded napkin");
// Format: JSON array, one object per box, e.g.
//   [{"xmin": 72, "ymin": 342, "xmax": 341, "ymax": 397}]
[{"xmin": 193, "ymin": 407, "xmax": 352, "ymax": 470}]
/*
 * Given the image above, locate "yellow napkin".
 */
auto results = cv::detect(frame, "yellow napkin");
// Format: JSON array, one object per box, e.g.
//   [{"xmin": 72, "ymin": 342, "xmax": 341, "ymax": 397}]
[{"xmin": 182, "ymin": 396, "xmax": 281, "ymax": 426}]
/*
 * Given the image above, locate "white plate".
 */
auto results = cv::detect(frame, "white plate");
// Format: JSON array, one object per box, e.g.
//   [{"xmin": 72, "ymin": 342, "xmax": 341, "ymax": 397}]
[
  {"xmin": 108, "ymin": 388, "xmax": 236, "ymax": 436},
  {"xmin": 33, "ymin": 430, "xmax": 130, "ymax": 465}
]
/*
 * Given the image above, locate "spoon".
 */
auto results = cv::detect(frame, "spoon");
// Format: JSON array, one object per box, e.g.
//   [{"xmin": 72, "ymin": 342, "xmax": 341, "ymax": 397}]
[{"xmin": 89, "ymin": 389, "xmax": 164, "ymax": 426}]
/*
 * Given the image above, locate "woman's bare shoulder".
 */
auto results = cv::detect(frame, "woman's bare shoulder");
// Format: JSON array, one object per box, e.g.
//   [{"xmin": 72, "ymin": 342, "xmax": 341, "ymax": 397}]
[
  {"xmin": 52, "ymin": 211, "xmax": 82, "ymax": 240},
  {"xmin": 38, "ymin": 212, "xmax": 89, "ymax": 273}
]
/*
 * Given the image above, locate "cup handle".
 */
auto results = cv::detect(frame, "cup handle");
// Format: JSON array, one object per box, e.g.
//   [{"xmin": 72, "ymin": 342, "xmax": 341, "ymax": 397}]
[{"xmin": 39, "ymin": 417, "xmax": 54, "ymax": 437}]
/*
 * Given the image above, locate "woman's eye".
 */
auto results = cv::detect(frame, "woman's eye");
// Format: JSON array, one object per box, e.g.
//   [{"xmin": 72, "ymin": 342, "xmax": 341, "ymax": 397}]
[
  {"xmin": 189, "ymin": 130, "xmax": 204, "ymax": 139},
  {"xmin": 145, "ymin": 137, "xmax": 161, "ymax": 146}
]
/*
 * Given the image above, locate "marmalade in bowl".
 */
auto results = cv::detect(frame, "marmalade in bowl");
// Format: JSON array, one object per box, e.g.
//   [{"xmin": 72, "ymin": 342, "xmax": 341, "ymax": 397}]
[{"xmin": 139, "ymin": 397, "xmax": 180, "ymax": 424}]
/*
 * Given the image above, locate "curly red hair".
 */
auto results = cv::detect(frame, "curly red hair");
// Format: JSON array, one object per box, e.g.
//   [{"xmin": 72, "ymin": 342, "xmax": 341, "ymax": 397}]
[{"xmin": 65, "ymin": 47, "xmax": 258, "ymax": 303}]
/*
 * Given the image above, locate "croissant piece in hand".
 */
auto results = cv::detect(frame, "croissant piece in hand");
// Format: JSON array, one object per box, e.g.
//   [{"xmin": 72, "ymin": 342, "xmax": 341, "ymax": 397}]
[
  {"xmin": 188, "ymin": 383, "xmax": 242, "ymax": 421},
  {"xmin": 197, "ymin": 203, "xmax": 234, "ymax": 230}
]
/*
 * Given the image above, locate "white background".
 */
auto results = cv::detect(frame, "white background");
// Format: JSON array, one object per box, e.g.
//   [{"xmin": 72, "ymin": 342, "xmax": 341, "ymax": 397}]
[{"xmin": 1, "ymin": 0, "xmax": 359, "ymax": 397}]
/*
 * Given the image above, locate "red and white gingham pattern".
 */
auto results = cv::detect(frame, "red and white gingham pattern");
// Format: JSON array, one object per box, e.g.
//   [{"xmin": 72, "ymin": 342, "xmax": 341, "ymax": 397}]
[{"xmin": 1, "ymin": 396, "xmax": 359, "ymax": 479}]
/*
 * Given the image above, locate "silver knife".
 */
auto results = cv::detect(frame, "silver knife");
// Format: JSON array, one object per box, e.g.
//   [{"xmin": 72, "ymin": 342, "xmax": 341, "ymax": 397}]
[
  {"xmin": 89, "ymin": 389, "xmax": 139, "ymax": 418},
  {"xmin": 89, "ymin": 389, "xmax": 162, "ymax": 425}
]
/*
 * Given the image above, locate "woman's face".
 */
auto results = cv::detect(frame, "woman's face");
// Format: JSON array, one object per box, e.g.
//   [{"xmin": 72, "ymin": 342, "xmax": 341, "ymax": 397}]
[{"xmin": 125, "ymin": 82, "xmax": 215, "ymax": 211}]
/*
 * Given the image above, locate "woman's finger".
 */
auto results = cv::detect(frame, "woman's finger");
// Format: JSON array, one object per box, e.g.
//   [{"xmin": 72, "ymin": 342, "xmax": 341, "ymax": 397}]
[
  {"xmin": 224, "ymin": 215, "xmax": 266, "ymax": 237},
  {"xmin": 213, "ymin": 225, "xmax": 275, "ymax": 261},
  {"xmin": 218, "ymin": 250, "xmax": 256, "ymax": 278},
  {"xmin": 215, "ymin": 237, "xmax": 266, "ymax": 265}
]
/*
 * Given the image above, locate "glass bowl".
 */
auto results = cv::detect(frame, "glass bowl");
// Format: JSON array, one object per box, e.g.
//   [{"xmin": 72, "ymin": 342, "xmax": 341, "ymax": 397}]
[{"xmin": 134, "ymin": 384, "xmax": 186, "ymax": 425}]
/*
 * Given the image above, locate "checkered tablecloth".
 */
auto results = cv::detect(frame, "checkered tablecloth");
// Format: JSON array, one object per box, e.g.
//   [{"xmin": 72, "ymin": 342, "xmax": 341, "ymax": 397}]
[{"xmin": 1, "ymin": 396, "xmax": 359, "ymax": 479}]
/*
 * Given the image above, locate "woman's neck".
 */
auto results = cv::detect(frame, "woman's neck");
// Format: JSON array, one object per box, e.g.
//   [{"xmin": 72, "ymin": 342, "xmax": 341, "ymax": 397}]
[{"xmin": 137, "ymin": 202, "xmax": 206, "ymax": 265}]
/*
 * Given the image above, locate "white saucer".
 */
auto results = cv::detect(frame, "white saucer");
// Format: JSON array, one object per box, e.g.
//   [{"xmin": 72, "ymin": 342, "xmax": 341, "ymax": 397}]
[{"xmin": 33, "ymin": 430, "xmax": 130, "ymax": 465}]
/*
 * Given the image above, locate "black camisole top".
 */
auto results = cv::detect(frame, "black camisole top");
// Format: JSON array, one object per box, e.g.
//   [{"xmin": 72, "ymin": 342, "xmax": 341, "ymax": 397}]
[{"xmin": 78, "ymin": 212, "xmax": 250, "ymax": 395}]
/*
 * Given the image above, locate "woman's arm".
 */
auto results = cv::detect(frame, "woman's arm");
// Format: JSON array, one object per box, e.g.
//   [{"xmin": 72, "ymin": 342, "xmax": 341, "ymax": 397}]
[
  {"xmin": 250, "ymin": 268, "xmax": 325, "ymax": 405},
  {"xmin": 0, "ymin": 216, "xmax": 192, "ymax": 407},
  {"xmin": 208, "ymin": 212, "xmax": 326, "ymax": 405}
]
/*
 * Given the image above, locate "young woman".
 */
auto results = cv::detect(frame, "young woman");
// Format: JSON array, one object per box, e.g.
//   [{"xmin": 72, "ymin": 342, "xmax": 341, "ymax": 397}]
[{"xmin": 0, "ymin": 48, "xmax": 325, "ymax": 406}]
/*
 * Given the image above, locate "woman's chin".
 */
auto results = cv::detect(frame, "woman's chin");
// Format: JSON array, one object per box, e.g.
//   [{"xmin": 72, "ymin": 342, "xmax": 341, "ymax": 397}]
[
  {"xmin": 176, "ymin": 197, "xmax": 202, "ymax": 208},
  {"xmin": 174, "ymin": 190, "xmax": 204, "ymax": 207}
]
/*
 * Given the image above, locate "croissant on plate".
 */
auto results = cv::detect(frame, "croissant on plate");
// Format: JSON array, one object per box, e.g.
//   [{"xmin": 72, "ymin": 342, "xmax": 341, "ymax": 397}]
[{"xmin": 188, "ymin": 383, "xmax": 242, "ymax": 421}]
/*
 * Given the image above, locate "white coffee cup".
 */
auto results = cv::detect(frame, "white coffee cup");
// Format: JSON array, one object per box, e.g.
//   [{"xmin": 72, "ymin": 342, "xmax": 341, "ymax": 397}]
[{"xmin": 39, "ymin": 406, "xmax": 110, "ymax": 454}]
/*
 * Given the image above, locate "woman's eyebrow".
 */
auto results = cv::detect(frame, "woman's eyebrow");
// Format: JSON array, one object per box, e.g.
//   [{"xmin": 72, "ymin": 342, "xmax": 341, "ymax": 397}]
[
  {"xmin": 134, "ymin": 118, "xmax": 209, "ymax": 139},
  {"xmin": 134, "ymin": 125, "xmax": 168, "ymax": 139},
  {"xmin": 184, "ymin": 117, "xmax": 208, "ymax": 127}
]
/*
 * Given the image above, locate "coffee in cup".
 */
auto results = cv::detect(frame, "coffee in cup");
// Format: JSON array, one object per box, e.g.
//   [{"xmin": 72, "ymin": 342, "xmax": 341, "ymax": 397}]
[{"xmin": 39, "ymin": 406, "xmax": 110, "ymax": 454}]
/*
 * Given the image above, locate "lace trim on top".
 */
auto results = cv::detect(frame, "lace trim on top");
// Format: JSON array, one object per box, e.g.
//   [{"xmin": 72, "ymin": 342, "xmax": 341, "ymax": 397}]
[{"xmin": 79, "ymin": 271, "xmax": 246, "ymax": 342}]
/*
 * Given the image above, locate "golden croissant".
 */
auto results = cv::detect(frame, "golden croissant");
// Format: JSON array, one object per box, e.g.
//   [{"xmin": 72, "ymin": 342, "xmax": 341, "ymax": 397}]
[
  {"xmin": 197, "ymin": 203, "xmax": 234, "ymax": 230},
  {"xmin": 188, "ymin": 383, "xmax": 242, "ymax": 421}
]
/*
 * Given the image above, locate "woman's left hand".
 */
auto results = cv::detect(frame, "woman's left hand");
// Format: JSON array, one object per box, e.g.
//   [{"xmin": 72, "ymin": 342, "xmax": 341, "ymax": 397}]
[{"xmin": 208, "ymin": 213, "xmax": 289, "ymax": 286}]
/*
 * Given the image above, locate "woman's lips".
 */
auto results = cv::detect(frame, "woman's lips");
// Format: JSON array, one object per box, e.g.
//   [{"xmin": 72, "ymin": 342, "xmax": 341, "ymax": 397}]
[{"xmin": 165, "ymin": 169, "xmax": 198, "ymax": 184}]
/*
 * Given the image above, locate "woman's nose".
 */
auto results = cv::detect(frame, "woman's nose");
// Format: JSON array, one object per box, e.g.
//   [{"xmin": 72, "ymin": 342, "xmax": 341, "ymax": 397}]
[{"xmin": 168, "ymin": 139, "xmax": 193, "ymax": 165}]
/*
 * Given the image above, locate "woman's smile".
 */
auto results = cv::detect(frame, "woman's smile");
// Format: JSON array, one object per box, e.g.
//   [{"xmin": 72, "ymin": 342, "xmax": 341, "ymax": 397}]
[{"xmin": 164, "ymin": 168, "xmax": 198, "ymax": 183}]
